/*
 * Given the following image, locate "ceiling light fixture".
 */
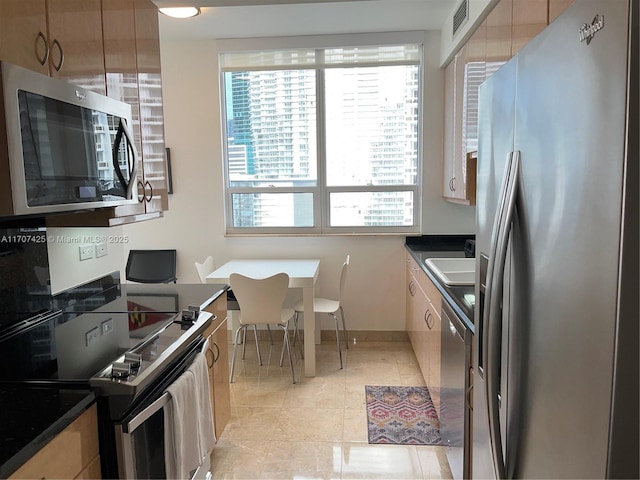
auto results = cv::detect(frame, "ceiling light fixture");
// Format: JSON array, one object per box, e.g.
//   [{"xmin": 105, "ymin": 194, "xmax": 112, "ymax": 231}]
[{"xmin": 158, "ymin": 7, "xmax": 202, "ymax": 18}]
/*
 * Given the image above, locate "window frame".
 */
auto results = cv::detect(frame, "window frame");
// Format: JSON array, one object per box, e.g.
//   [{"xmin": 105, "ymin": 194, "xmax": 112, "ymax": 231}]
[{"xmin": 218, "ymin": 32, "xmax": 425, "ymax": 236}]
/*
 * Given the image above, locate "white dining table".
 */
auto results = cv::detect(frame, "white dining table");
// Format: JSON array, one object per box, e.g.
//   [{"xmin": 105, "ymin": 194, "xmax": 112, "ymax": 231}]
[{"xmin": 205, "ymin": 259, "xmax": 321, "ymax": 377}]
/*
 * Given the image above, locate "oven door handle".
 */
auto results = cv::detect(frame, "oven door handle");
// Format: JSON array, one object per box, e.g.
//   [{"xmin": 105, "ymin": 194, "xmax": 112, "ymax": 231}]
[{"xmin": 123, "ymin": 391, "xmax": 171, "ymax": 434}]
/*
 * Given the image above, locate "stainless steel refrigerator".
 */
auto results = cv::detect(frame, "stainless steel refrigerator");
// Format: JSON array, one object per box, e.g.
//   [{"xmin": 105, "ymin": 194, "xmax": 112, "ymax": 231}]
[{"xmin": 473, "ymin": 0, "xmax": 638, "ymax": 478}]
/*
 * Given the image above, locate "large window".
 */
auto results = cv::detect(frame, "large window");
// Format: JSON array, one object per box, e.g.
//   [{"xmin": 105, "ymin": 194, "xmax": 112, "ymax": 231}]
[{"xmin": 220, "ymin": 36, "xmax": 423, "ymax": 234}]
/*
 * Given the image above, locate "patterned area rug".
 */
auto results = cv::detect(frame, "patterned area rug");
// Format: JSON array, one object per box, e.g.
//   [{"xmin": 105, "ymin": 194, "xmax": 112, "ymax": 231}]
[{"xmin": 365, "ymin": 385, "xmax": 442, "ymax": 445}]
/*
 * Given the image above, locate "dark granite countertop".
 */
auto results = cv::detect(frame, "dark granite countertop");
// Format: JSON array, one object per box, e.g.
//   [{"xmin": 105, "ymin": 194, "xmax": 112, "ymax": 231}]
[
  {"xmin": 405, "ymin": 235, "xmax": 475, "ymax": 333},
  {"xmin": 0, "ymin": 384, "xmax": 95, "ymax": 479}
]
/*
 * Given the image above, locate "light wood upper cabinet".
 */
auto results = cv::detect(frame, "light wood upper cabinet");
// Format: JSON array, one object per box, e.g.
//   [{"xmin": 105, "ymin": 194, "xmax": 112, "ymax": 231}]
[
  {"xmin": 102, "ymin": 0, "xmax": 138, "ymax": 78},
  {"xmin": 47, "ymin": 0, "xmax": 106, "ymax": 93},
  {"xmin": 511, "ymin": 0, "xmax": 548, "ymax": 55},
  {"xmin": 442, "ymin": 46, "xmax": 466, "ymax": 202},
  {"xmin": 442, "ymin": 43, "xmax": 478, "ymax": 205},
  {"xmin": 46, "ymin": 0, "xmax": 169, "ymax": 226},
  {"xmin": 442, "ymin": 0, "xmax": 565, "ymax": 207},
  {"xmin": 134, "ymin": 0, "xmax": 169, "ymax": 214},
  {"xmin": 9, "ymin": 404, "xmax": 100, "ymax": 480},
  {"xmin": 548, "ymin": 0, "xmax": 574, "ymax": 23},
  {"xmin": 485, "ymin": 0, "xmax": 512, "ymax": 62},
  {"xmin": 0, "ymin": 1, "xmax": 48, "ymax": 75},
  {"xmin": 451, "ymin": 45, "xmax": 466, "ymax": 201},
  {"xmin": 0, "ymin": 0, "xmax": 107, "ymax": 94},
  {"xmin": 442, "ymin": 60, "xmax": 456, "ymax": 200},
  {"xmin": 111, "ymin": 0, "xmax": 168, "ymax": 216},
  {"xmin": 105, "ymin": 0, "xmax": 168, "ymax": 216},
  {"xmin": 102, "ymin": 0, "xmax": 147, "ymax": 218}
]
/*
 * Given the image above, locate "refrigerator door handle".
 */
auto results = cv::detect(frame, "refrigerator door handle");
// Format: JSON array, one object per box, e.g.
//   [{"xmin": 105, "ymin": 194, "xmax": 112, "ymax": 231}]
[
  {"xmin": 484, "ymin": 150, "xmax": 521, "ymax": 480},
  {"xmin": 482, "ymin": 151, "xmax": 514, "ymax": 377}
]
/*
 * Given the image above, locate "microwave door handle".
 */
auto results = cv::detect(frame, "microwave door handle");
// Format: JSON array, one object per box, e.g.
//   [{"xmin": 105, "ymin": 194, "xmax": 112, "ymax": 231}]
[
  {"xmin": 112, "ymin": 121, "xmax": 127, "ymax": 195},
  {"xmin": 112, "ymin": 119, "xmax": 139, "ymax": 199},
  {"xmin": 120, "ymin": 118, "xmax": 139, "ymax": 200}
]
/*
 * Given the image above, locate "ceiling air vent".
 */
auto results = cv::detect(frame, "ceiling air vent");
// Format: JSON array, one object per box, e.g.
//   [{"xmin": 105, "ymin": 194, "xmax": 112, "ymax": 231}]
[{"xmin": 452, "ymin": 0, "xmax": 469, "ymax": 37}]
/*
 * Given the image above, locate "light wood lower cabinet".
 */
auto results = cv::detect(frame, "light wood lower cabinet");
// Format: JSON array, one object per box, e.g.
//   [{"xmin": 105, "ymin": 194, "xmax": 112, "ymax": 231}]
[
  {"xmin": 9, "ymin": 404, "xmax": 100, "ymax": 480},
  {"xmin": 204, "ymin": 294, "xmax": 231, "ymax": 440},
  {"xmin": 406, "ymin": 252, "xmax": 442, "ymax": 417},
  {"xmin": 75, "ymin": 454, "xmax": 102, "ymax": 480}
]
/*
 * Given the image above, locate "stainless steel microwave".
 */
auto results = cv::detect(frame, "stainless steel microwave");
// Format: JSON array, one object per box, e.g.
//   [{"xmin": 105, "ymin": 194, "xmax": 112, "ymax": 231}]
[{"xmin": 0, "ymin": 61, "xmax": 138, "ymax": 216}]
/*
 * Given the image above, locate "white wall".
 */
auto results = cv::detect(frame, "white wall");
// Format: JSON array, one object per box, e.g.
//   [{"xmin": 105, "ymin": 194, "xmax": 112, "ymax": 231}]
[
  {"xmin": 47, "ymin": 226, "xmax": 126, "ymax": 294},
  {"xmin": 121, "ymin": 31, "xmax": 475, "ymax": 333}
]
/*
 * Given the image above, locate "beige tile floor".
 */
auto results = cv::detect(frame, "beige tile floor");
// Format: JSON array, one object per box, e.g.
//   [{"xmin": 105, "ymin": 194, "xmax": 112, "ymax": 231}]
[{"xmin": 210, "ymin": 335, "xmax": 453, "ymax": 480}]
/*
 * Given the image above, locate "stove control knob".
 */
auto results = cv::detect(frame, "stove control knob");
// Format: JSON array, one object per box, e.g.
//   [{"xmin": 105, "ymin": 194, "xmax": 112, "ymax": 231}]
[
  {"xmin": 111, "ymin": 362, "xmax": 131, "ymax": 379},
  {"xmin": 181, "ymin": 309, "xmax": 197, "ymax": 323},
  {"xmin": 124, "ymin": 352, "xmax": 142, "ymax": 368}
]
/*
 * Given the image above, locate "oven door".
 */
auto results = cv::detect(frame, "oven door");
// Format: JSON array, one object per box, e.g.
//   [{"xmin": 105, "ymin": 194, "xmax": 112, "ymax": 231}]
[{"xmin": 114, "ymin": 338, "xmax": 212, "ymax": 480}]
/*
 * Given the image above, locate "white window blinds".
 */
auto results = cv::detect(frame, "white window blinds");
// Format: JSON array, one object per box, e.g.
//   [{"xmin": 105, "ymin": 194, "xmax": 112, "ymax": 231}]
[{"xmin": 220, "ymin": 44, "xmax": 421, "ymax": 71}]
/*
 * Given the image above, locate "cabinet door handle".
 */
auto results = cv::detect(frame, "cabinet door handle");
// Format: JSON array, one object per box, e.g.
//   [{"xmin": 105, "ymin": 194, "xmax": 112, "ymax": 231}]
[
  {"xmin": 409, "ymin": 281, "xmax": 416, "ymax": 296},
  {"xmin": 144, "ymin": 180, "xmax": 153, "ymax": 202},
  {"xmin": 425, "ymin": 309, "xmax": 433, "ymax": 329},
  {"xmin": 205, "ymin": 346, "xmax": 214, "ymax": 368},
  {"xmin": 212, "ymin": 342, "xmax": 220, "ymax": 363},
  {"xmin": 451, "ymin": 176, "xmax": 456, "ymax": 192},
  {"xmin": 137, "ymin": 180, "xmax": 145, "ymax": 203},
  {"xmin": 51, "ymin": 39, "xmax": 64, "ymax": 71},
  {"xmin": 35, "ymin": 32, "xmax": 49, "ymax": 66},
  {"xmin": 466, "ymin": 383, "xmax": 474, "ymax": 411}
]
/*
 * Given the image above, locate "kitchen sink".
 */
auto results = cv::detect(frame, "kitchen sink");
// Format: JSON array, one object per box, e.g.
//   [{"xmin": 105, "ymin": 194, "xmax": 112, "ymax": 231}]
[{"xmin": 425, "ymin": 258, "xmax": 475, "ymax": 286}]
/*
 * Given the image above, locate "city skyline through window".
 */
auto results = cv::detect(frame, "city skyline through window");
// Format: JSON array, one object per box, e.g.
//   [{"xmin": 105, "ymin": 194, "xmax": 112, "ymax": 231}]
[{"xmin": 221, "ymin": 43, "xmax": 422, "ymax": 234}]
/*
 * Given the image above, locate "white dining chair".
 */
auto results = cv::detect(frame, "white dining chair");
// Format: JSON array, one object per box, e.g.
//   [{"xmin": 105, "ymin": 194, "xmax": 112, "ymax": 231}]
[
  {"xmin": 195, "ymin": 256, "xmax": 216, "ymax": 284},
  {"xmin": 291, "ymin": 254, "xmax": 350, "ymax": 369},
  {"xmin": 197, "ymin": 256, "xmax": 275, "ymax": 355},
  {"xmin": 228, "ymin": 272, "xmax": 297, "ymax": 384}
]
